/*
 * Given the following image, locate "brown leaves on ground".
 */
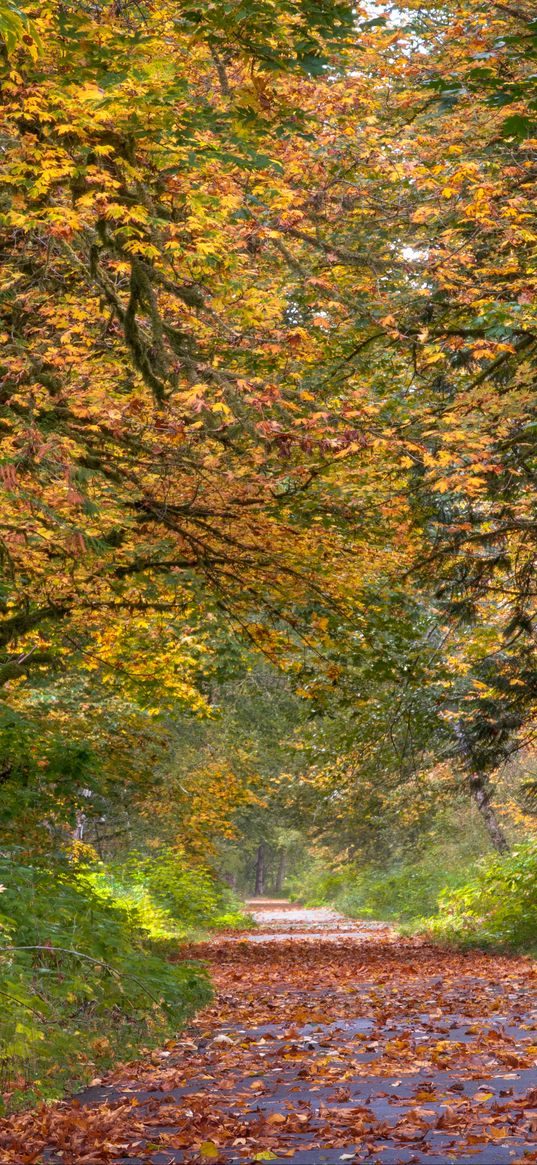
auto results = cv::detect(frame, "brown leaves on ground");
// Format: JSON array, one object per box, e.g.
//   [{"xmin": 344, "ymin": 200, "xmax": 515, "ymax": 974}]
[{"xmin": 1, "ymin": 902, "xmax": 536, "ymax": 1164}]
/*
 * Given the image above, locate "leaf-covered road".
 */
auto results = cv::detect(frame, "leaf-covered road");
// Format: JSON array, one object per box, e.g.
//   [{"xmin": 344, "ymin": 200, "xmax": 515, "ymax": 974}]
[{"xmin": 2, "ymin": 901, "xmax": 537, "ymax": 1164}]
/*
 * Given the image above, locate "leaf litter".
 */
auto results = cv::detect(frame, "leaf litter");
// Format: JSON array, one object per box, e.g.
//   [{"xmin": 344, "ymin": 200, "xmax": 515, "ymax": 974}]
[{"xmin": 0, "ymin": 900, "xmax": 536, "ymax": 1164}]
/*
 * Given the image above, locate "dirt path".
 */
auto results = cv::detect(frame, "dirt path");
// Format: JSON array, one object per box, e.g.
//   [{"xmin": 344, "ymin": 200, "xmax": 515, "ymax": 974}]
[{"xmin": 2, "ymin": 900, "xmax": 537, "ymax": 1164}]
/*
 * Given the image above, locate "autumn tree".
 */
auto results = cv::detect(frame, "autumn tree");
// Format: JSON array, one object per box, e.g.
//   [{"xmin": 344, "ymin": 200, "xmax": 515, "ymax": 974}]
[
  {"xmin": 233, "ymin": 0, "xmax": 537, "ymax": 846},
  {"xmin": 2, "ymin": 0, "xmax": 537, "ymax": 863}
]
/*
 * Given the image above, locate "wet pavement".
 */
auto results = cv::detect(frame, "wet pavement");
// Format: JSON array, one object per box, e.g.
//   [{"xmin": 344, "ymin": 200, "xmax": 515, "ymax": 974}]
[{"xmin": 7, "ymin": 900, "xmax": 537, "ymax": 1164}]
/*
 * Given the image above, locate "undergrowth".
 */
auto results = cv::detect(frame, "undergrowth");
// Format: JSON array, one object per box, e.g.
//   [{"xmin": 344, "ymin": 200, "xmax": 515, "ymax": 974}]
[
  {"xmin": 0, "ymin": 848, "xmax": 247, "ymax": 1112},
  {"xmin": 424, "ymin": 838, "xmax": 537, "ymax": 953},
  {"xmin": 294, "ymin": 836, "xmax": 537, "ymax": 954},
  {"xmin": 290, "ymin": 843, "xmax": 476, "ymax": 922}
]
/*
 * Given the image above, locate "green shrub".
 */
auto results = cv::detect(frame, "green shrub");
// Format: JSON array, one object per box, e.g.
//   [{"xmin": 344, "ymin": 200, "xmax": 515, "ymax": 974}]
[
  {"xmin": 0, "ymin": 852, "xmax": 213, "ymax": 1111},
  {"xmin": 286, "ymin": 861, "xmax": 349, "ymax": 906},
  {"xmin": 424, "ymin": 838, "xmax": 537, "ymax": 951},
  {"xmin": 111, "ymin": 847, "xmax": 250, "ymax": 935},
  {"xmin": 305, "ymin": 836, "xmax": 537, "ymax": 954},
  {"xmin": 335, "ymin": 860, "xmax": 466, "ymax": 923},
  {"xmin": 293, "ymin": 850, "xmax": 472, "ymax": 923},
  {"xmin": 84, "ymin": 864, "xmax": 179, "ymax": 942}
]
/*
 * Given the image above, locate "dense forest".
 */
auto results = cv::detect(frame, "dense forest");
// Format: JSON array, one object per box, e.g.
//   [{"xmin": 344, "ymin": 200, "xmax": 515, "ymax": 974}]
[{"xmin": 0, "ymin": 0, "xmax": 537, "ymax": 1134}]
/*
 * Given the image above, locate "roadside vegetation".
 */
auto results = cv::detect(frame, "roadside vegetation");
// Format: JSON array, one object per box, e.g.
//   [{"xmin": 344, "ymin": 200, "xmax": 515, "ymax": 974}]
[
  {"xmin": 284, "ymin": 810, "xmax": 537, "ymax": 954},
  {"xmin": 292, "ymin": 842, "xmax": 537, "ymax": 955},
  {"xmin": 0, "ymin": 847, "xmax": 246, "ymax": 1111}
]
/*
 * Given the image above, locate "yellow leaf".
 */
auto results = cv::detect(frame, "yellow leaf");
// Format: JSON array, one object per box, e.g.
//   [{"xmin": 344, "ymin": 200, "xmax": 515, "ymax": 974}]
[{"xmin": 199, "ymin": 1142, "xmax": 220, "ymax": 1160}]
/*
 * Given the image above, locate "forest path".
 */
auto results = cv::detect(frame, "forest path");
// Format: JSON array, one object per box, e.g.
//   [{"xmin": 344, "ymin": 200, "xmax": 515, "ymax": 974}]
[{"xmin": 4, "ymin": 900, "xmax": 537, "ymax": 1164}]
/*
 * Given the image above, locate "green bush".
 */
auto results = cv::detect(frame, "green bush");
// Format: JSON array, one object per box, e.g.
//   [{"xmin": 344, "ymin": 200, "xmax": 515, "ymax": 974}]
[
  {"xmin": 424, "ymin": 838, "xmax": 537, "ymax": 952},
  {"xmin": 109, "ymin": 847, "xmax": 250, "ymax": 935},
  {"xmin": 287, "ymin": 861, "xmax": 349, "ymax": 907},
  {"xmin": 293, "ymin": 850, "xmax": 472, "ymax": 923},
  {"xmin": 301, "ymin": 836, "xmax": 537, "ymax": 954},
  {"xmin": 335, "ymin": 859, "xmax": 466, "ymax": 923},
  {"xmin": 0, "ymin": 852, "xmax": 214, "ymax": 1111}
]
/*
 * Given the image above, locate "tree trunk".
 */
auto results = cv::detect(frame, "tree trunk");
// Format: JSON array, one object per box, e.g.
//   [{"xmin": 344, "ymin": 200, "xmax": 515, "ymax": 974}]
[
  {"xmin": 453, "ymin": 721, "xmax": 509, "ymax": 854},
  {"xmin": 275, "ymin": 849, "xmax": 286, "ymax": 893},
  {"xmin": 73, "ymin": 810, "xmax": 86, "ymax": 841},
  {"xmin": 468, "ymin": 771, "xmax": 510, "ymax": 854},
  {"xmin": 254, "ymin": 842, "xmax": 265, "ymax": 896}
]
